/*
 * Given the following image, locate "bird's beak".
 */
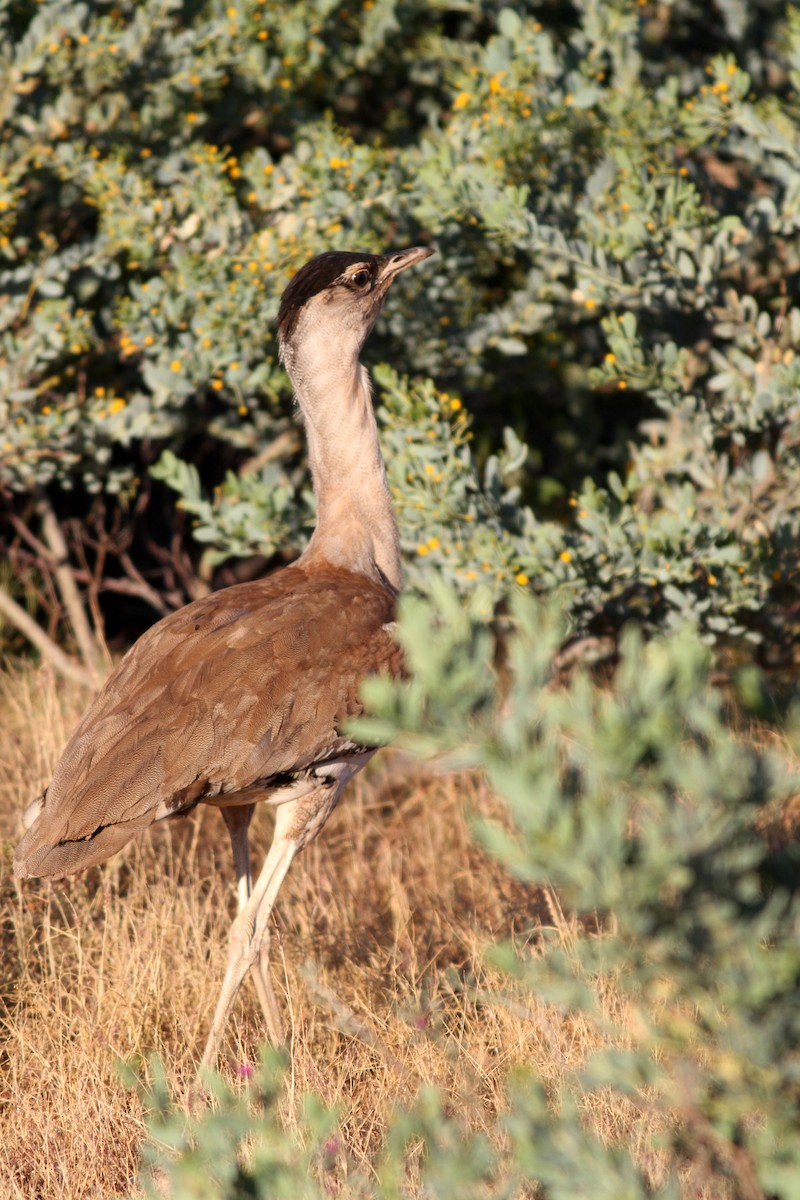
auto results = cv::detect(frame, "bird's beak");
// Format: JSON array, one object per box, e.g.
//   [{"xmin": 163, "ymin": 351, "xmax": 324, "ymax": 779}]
[{"xmin": 377, "ymin": 246, "xmax": 435, "ymax": 288}]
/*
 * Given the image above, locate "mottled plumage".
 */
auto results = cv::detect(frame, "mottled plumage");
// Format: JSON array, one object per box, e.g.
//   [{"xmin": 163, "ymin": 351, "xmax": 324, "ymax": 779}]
[{"xmin": 15, "ymin": 565, "xmax": 400, "ymax": 879}]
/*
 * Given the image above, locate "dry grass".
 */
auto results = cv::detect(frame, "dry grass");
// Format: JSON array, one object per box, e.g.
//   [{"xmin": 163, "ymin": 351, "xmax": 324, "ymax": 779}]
[{"xmin": 0, "ymin": 662, "xmax": 732, "ymax": 1199}]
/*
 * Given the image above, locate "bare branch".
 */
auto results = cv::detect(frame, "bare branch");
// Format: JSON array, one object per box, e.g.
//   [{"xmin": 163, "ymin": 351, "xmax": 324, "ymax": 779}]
[
  {"xmin": 0, "ymin": 587, "xmax": 95, "ymax": 689},
  {"xmin": 36, "ymin": 493, "xmax": 100, "ymax": 683}
]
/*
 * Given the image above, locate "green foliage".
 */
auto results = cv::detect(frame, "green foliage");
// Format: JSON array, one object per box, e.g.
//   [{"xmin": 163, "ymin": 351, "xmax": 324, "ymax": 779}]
[
  {"xmin": 2, "ymin": 0, "xmax": 799, "ymax": 650},
  {"xmin": 358, "ymin": 590, "xmax": 800, "ymax": 1196},
  {"xmin": 131, "ymin": 604, "xmax": 800, "ymax": 1195}
]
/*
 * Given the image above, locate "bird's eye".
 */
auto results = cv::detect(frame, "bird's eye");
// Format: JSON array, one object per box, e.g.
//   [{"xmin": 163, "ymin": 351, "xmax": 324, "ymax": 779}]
[{"xmin": 351, "ymin": 268, "xmax": 371, "ymax": 288}]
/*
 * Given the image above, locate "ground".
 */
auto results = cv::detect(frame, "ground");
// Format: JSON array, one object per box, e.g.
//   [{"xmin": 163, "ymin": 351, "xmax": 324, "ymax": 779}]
[{"xmin": 1, "ymin": 660, "xmax": 735, "ymax": 1199}]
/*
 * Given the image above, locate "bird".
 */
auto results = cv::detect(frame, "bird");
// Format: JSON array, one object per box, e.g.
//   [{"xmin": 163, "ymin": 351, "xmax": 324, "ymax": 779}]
[{"xmin": 14, "ymin": 244, "xmax": 435, "ymax": 1068}]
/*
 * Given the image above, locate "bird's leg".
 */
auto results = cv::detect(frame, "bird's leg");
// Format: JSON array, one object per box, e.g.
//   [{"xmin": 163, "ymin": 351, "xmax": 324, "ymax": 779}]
[
  {"xmin": 202, "ymin": 800, "xmax": 300, "ymax": 1070},
  {"xmin": 220, "ymin": 804, "xmax": 285, "ymax": 1046}
]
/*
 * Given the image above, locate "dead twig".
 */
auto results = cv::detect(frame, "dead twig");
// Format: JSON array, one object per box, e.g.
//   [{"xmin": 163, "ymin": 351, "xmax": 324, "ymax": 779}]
[{"xmin": 0, "ymin": 587, "xmax": 95, "ymax": 689}]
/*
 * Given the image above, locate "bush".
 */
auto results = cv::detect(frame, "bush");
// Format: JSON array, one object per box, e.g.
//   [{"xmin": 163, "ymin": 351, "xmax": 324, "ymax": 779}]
[
  {"xmin": 1, "ymin": 0, "xmax": 799, "ymax": 662},
  {"xmin": 130, "ymin": 599, "xmax": 800, "ymax": 1197}
]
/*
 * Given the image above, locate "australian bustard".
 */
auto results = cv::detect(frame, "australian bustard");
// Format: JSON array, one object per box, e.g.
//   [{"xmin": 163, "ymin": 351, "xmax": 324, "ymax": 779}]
[{"xmin": 14, "ymin": 245, "xmax": 434, "ymax": 1068}]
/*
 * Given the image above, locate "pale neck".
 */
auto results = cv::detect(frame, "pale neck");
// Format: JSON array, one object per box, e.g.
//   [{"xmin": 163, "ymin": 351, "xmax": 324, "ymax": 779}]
[{"xmin": 289, "ymin": 354, "xmax": 401, "ymax": 594}]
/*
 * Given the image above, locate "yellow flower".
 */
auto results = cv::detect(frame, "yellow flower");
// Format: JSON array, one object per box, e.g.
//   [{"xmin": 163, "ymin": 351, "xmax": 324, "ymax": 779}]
[
  {"xmin": 427, "ymin": 537, "xmax": 440, "ymax": 550},
  {"xmin": 258, "ymin": 30, "xmax": 268, "ymax": 40},
  {"xmin": 424, "ymin": 463, "xmax": 435, "ymax": 475},
  {"xmin": 328, "ymin": 156, "xmax": 348, "ymax": 170},
  {"xmin": 707, "ymin": 574, "xmax": 717, "ymax": 585},
  {"xmin": 416, "ymin": 544, "xmax": 429, "ymax": 556},
  {"xmin": 604, "ymin": 352, "xmax": 616, "ymax": 364},
  {"xmin": 453, "ymin": 91, "xmax": 470, "ymax": 110},
  {"xmin": 449, "ymin": 397, "xmax": 462, "ymax": 412},
  {"xmin": 95, "ymin": 386, "xmax": 106, "ymax": 397},
  {"xmin": 211, "ymin": 379, "xmax": 223, "ymax": 391},
  {"xmin": 515, "ymin": 572, "xmax": 529, "ymax": 586},
  {"xmin": 170, "ymin": 360, "xmax": 182, "ymax": 372},
  {"xmin": 560, "ymin": 550, "xmax": 572, "ymax": 564},
  {"xmin": 41, "ymin": 405, "xmax": 52, "ymax": 415},
  {"xmin": 110, "ymin": 398, "xmax": 126, "ymax": 414},
  {"xmin": 229, "ymin": 361, "xmax": 240, "ymax": 371},
  {"xmin": 144, "ymin": 335, "xmax": 154, "ymax": 346},
  {"xmin": 238, "ymin": 405, "xmax": 248, "ymax": 416}
]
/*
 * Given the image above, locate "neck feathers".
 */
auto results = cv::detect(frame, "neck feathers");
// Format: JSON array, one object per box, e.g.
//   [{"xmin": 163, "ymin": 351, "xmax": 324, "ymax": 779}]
[{"xmin": 286, "ymin": 350, "xmax": 401, "ymax": 594}]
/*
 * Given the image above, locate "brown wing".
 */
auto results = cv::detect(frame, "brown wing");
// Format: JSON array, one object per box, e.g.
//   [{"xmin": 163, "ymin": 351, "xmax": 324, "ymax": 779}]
[{"xmin": 14, "ymin": 564, "xmax": 401, "ymax": 879}]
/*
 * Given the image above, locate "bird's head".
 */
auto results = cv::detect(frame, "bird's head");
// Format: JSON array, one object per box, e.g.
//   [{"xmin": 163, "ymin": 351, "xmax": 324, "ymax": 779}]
[{"xmin": 277, "ymin": 246, "xmax": 434, "ymax": 375}]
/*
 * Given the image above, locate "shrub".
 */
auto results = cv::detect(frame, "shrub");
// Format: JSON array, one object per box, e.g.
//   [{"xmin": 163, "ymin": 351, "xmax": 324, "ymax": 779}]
[
  {"xmin": 1, "ymin": 0, "xmax": 799, "ymax": 663},
  {"xmin": 130, "ymin": 598, "xmax": 800, "ymax": 1197}
]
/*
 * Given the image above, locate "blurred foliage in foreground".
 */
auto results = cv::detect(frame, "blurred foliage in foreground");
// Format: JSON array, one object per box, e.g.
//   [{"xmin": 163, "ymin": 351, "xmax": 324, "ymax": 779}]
[
  {"xmin": 1, "ymin": 0, "xmax": 799, "ymax": 663},
  {"xmin": 130, "ymin": 596, "xmax": 800, "ymax": 1197}
]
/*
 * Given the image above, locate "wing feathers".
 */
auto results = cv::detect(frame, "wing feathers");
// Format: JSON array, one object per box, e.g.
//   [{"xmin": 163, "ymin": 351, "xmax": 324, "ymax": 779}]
[{"xmin": 14, "ymin": 564, "xmax": 401, "ymax": 879}]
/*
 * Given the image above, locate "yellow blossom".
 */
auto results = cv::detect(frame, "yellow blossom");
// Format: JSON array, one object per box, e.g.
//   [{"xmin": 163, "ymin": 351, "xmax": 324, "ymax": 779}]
[
  {"xmin": 515, "ymin": 572, "xmax": 529, "ymax": 586},
  {"xmin": 560, "ymin": 550, "xmax": 572, "ymax": 564},
  {"xmin": 427, "ymin": 537, "xmax": 440, "ymax": 550},
  {"xmin": 170, "ymin": 360, "xmax": 182, "ymax": 372},
  {"xmin": 707, "ymin": 574, "xmax": 717, "ymax": 585},
  {"xmin": 453, "ymin": 91, "xmax": 470, "ymax": 110},
  {"xmin": 416, "ymin": 544, "xmax": 429, "ymax": 556},
  {"xmin": 211, "ymin": 379, "xmax": 223, "ymax": 391},
  {"xmin": 449, "ymin": 397, "xmax": 462, "ymax": 412}
]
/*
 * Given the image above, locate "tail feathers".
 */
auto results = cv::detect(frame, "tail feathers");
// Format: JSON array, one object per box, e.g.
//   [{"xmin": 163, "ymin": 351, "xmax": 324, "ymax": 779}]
[
  {"xmin": 22, "ymin": 793, "xmax": 45, "ymax": 831},
  {"xmin": 13, "ymin": 813, "xmax": 147, "ymax": 881}
]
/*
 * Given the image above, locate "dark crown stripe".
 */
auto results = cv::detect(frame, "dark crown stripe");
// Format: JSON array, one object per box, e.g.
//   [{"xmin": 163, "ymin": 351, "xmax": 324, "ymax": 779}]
[{"xmin": 277, "ymin": 251, "xmax": 380, "ymax": 342}]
